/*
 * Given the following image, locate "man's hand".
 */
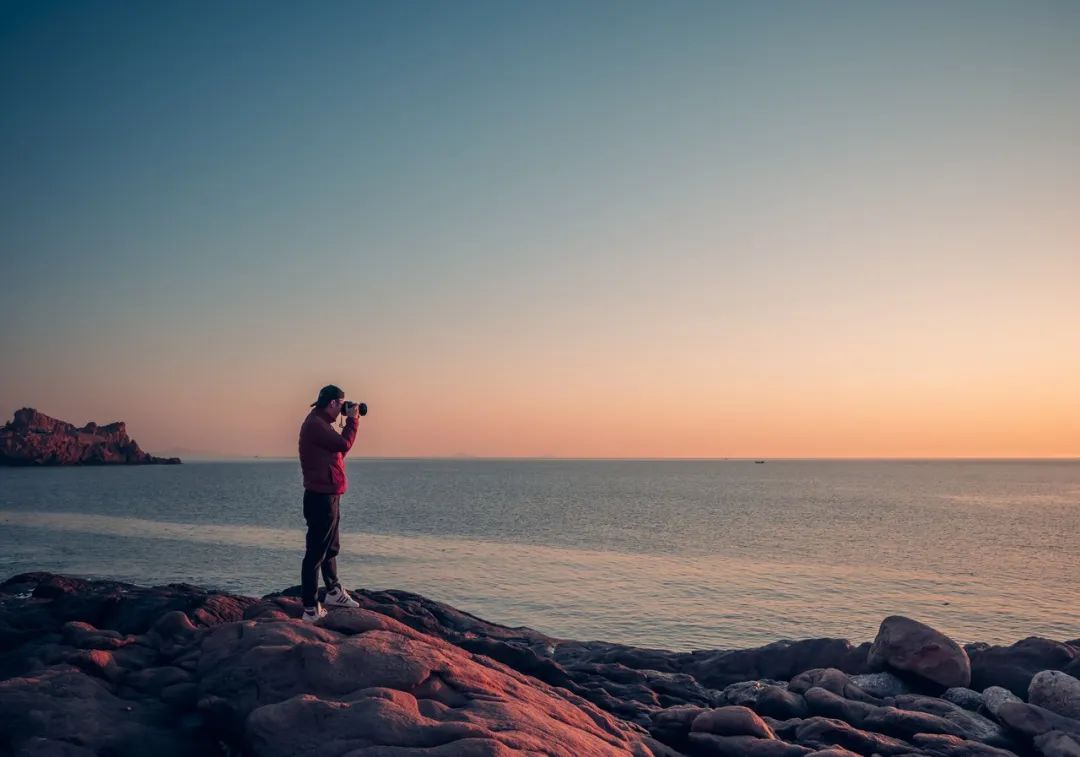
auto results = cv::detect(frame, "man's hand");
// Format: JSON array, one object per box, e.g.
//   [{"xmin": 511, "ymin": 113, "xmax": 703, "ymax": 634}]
[{"xmin": 346, "ymin": 402, "xmax": 360, "ymax": 419}]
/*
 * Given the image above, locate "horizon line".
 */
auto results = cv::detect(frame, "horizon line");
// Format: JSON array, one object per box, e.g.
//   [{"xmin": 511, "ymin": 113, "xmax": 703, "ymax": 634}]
[{"xmin": 175, "ymin": 455, "xmax": 1080, "ymax": 462}]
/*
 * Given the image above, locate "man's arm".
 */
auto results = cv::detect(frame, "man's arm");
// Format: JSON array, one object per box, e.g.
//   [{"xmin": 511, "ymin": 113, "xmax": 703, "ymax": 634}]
[{"xmin": 308, "ymin": 416, "xmax": 359, "ymax": 454}]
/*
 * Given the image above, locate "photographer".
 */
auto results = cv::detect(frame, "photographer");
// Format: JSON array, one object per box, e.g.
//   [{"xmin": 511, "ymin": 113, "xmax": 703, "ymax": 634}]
[{"xmin": 297, "ymin": 384, "xmax": 363, "ymax": 621}]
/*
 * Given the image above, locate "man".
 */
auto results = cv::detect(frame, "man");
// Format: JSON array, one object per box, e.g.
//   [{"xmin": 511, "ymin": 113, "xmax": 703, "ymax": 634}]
[{"xmin": 297, "ymin": 384, "xmax": 362, "ymax": 622}]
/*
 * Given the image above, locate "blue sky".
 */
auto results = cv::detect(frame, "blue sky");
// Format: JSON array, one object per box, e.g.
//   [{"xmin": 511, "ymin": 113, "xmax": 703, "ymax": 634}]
[{"xmin": 3, "ymin": 1, "xmax": 1079, "ymax": 457}]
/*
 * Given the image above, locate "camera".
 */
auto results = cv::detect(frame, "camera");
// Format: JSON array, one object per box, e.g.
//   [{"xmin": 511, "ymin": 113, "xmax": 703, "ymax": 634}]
[{"xmin": 341, "ymin": 401, "xmax": 367, "ymax": 417}]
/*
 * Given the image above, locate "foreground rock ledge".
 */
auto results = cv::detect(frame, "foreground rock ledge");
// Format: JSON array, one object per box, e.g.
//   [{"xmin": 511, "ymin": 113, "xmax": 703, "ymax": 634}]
[{"xmin": 1, "ymin": 573, "xmax": 1078, "ymax": 757}]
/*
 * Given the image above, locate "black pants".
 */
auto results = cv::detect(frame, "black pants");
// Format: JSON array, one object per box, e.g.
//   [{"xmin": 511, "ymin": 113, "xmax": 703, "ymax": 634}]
[{"xmin": 301, "ymin": 490, "xmax": 341, "ymax": 607}]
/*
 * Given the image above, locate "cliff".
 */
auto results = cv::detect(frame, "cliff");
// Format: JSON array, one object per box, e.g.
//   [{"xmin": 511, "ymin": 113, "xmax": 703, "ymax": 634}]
[{"xmin": 0, "ymin": 408, "xmax": 181, "ymax": 466}]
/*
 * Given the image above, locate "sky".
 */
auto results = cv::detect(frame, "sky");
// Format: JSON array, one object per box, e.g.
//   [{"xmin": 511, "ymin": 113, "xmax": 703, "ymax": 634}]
[{"xmin": 2, "ymin": 1, "xmax": 1079, "ymax": 458}]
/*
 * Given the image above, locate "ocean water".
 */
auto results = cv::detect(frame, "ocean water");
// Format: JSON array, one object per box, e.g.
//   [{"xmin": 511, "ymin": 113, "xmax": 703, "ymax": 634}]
[{"xmin": 0, "ymin": 459, "xmax": 1077, "ymax": 651}]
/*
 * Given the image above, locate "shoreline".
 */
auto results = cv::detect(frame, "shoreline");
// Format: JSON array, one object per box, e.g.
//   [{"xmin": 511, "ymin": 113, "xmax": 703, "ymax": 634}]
[{"xmin": 1, "ymin": 571, "xmax": 1078, "ymax": 756}]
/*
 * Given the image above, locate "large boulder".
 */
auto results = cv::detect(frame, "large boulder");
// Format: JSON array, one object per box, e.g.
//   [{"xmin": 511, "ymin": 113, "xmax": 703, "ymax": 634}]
[
  {"xmin": 868, "ymin": 616, "xmax": 971, "ymax": 689},
  {"xmin": 968, "ymin": 637, "xmax": 1078, "ymax": 697}
]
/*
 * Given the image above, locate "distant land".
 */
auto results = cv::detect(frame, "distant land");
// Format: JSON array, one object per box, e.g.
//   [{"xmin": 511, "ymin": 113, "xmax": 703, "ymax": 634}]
[{"xmin": 0, "ymin": 408, "xmax": 181, "ymax": 466}]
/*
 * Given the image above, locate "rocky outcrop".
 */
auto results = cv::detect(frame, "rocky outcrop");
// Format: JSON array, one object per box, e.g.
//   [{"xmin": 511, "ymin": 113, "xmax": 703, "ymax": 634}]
[
  {"xmin": 0, "ymin": 408, "xmax": 180, "ymax": 465},
  {"xmin": 2, "ymin": 573, "xmax": 1079, "ymax": 757}
]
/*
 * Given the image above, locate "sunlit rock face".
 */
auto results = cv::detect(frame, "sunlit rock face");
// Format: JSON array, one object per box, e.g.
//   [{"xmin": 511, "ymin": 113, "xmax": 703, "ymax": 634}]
[{"xmin": 0, "ymin": 408, "xmax": 180, "ymax": 465}]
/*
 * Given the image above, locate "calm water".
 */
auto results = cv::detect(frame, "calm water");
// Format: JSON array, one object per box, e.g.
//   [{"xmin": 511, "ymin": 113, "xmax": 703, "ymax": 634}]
[{"xmin": 1, "ymin": 460, "xmax": 1077, "ymax": 650}]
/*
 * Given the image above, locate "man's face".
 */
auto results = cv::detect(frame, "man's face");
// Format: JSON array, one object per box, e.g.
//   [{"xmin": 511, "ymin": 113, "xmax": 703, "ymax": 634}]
[{"xmin": 326, "ymin": 397, "xmax": 345, "ymax": 416}]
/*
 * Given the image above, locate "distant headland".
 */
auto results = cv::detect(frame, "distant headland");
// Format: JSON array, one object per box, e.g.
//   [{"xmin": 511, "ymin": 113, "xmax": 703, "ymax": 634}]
[{"xmin": 0, "ymin": 408, "xmax": 181, "ymax": 466}]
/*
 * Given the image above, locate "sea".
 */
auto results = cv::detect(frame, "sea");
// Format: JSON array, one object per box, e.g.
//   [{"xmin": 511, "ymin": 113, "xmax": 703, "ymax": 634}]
[{"xmin": 1, "ymin": 459, "xmax": 1077, "ymax": 651}]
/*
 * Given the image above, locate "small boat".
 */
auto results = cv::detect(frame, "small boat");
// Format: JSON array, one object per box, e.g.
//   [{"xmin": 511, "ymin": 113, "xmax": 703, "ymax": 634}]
[{"xmin": 754, "ymin": 460, "xmax": 765, "ymax": 464}]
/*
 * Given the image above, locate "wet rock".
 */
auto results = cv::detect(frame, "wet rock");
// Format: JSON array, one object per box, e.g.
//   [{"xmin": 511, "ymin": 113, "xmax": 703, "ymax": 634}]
[
  {"xmin": 869, "ymin": 616, "xmax": 971, "ymax": 689},
  {"xmin": 1029, "ymin": 671, "xmax": 1080, "ymax": 720}
]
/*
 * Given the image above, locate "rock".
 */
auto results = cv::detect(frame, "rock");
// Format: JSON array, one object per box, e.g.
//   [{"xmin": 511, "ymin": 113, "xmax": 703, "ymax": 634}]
[
  {"xmin": 691, "ymin": 705, "xmax": 777, "ymax": 738},
  {"xmin": 0, "ymin": 408, "xmax": 181, "ymax": 465},
  {"xmin": 850, "ymin": 671, "xmax": 911, "ymax": 698},
  {"xmin": 687, "ymin": 732, "xmax": 811, "ymax": 756},
  {"xmin": 942, "ymin": 686, "xmax": 984, "ymax": 711},
  {"xmin": 7, "ymin": 572, "xmax": 1078, "ymax": 757},
  {"xmin": 11, "ymin": 738, "xmax": 98, "ymax": 756},
  {"xmin": 687, "ymin": 639, "xmax": 872, "ymax": 689},
  {"xmin": 982, "ymin": 686, "xmax": 1023, "ymax": 717},
  {"xmin": 910, "ymin": 732, "xmax": 1021, "ymax": 756},
  {"xmin": 803, "ymin": 686, "xmax": 971, "ymax": 741},
  {"xmin": 0, "ymin": 667, "xmax": 216, "ymax": 755},
  {"xmin": 720, "ymin": 679, "xmax": 809, "ymax": 718},
  {"xmin": 1030, "ymin": 670, "xmax": 1080, "ymax": 720},
  {"xmin": 969, "ymin": 637, "xmax": 1078, "ymax": 697},
  {"xmin": 868, "ymin": 616, "xmax": 971, "ymax": 689},
  {"xmin": 890, "ymin": 693, "xmax": 1013, "ymax": 746},
  {"xmin": 1034, "ymin": 731, "xmax": 1080, "ymax": 757},
  {"xmin": 793, "ymin": 716, "xmax": 914, "ymax": 755},
  {"xmin": 789, "ymin": 668, "xmax": 881, "ymax": 703},
  {"xmin": 996, "ymin": 702, "xmax": 1080, "ymax": 739}
]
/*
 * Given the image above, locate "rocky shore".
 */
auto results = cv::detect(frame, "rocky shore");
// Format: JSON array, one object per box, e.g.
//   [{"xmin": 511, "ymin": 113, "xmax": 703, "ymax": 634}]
[
  {"xmin": 0, "ymin": 573, "xmax": 1077, "ymax": 757},
  {"xmin": 0, "ymin": 409, "xmax": 181, "ymax": 466}
]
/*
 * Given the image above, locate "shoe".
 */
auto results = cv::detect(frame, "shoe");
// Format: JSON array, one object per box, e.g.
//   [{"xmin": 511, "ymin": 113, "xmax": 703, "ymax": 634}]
[
  {"xmin": 301, "ymin": 604, "xmax": 327, "ymax": 623},
  {"xmin": 324, "ymin": 585, "xmax": 360, "ymax": 609}
]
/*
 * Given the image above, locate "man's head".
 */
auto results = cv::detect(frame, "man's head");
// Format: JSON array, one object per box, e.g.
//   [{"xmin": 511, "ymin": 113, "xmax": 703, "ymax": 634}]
[{"xmin": 311, "ymin": 384, "xmax": 345, "ymax": 416}]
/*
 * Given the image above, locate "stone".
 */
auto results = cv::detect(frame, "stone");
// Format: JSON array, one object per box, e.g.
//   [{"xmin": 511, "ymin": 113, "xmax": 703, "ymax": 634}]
[
  {"xmin": 982, "ymin": 686, "xmax": 1022, "ymax": 717},
  {"xmin": 687, "ymin": 732, "xmax": 812, "ymax": 756},
  {"xmin": 869, "ymin": 616, "xmax": 971, "ymax": 689},
  {"xmin": 996, "ymin": 702, "xmax": 1080, "ymax": 739},
  {"xmin": 890, "ymin": 693, "xmax": 1012, "ymax": 746},
  {"xmin": 789, "ymin": 668, "xmax": 881, "ymax": 703},
  {"xmin": 969, "ymin": 637, "xmax": 1077, "ymax": 697},
  {"xmin": 793, "ymin": 716, "xmax": 914, "ymax": 755},
  {"xmin": 942, "ymin": 687, "xmax": 984, "ymax": 711},
  {"xmin": 691, "ymin": 705, "xmax": 777, "ymax": 738},
  {"xmin": 1030, "ymin": 670, "xmax": 1080, "ymax": 720},
  {"xmin": 1034, "ymin": 731, "xmax": 1080, "ymax": 757},
  {"xmin": 910, "ymin": 732, "xmax": 1021, "ymax": 756},
  {"xmin": 850, "ymin": 671, "xmax": 911, "ymax": 698}
]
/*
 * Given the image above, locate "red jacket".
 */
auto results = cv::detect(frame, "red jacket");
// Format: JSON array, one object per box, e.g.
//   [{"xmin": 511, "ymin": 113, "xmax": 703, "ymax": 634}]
[{"xmin": 299, "ymin": 408, "xmax": 358, "ymax": 494}]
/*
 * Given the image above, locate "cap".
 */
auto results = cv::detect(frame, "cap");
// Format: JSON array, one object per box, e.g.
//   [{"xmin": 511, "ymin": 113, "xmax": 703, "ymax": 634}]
[{"xmin": 311, "ymin": 384, "xmax": 345, "ymax": 407}]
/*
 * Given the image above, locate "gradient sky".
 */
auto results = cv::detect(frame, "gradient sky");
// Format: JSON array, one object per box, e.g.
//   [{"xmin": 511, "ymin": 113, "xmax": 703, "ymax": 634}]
[{"xmin": 2, "ymin": 1, "xmax": 1079, "ymax": 458}]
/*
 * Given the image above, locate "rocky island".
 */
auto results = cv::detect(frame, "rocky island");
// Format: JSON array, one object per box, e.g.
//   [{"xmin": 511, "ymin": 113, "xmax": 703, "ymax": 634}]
[
  {"xmin": 0, "ymin": 408, "xmax": 181, "ymax": 466},
  {"xmin": 1, "ymin": 572, "xmax": 1078, "ymax": 756}
]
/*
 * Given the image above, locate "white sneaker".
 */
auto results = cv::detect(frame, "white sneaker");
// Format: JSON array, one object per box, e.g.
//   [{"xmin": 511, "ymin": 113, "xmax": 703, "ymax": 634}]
[
  {"xmin": 301, "ymin": 604, "xmax": 327, "ymax": 623},
  {"xmin": 324, "ymin": 585, "xmax": 360, "ymax": 609}
]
